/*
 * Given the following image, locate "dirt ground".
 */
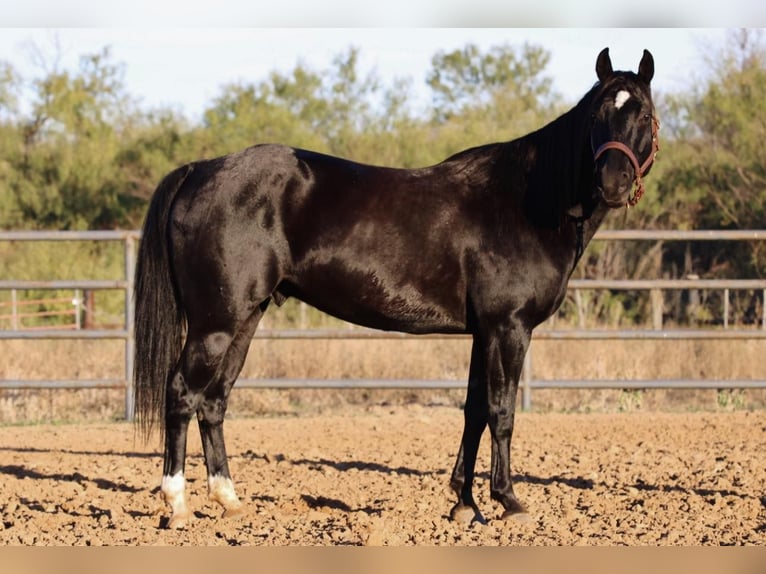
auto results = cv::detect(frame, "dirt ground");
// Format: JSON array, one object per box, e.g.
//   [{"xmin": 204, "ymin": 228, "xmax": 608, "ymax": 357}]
[{"xmin": 1, "ymin": 405, "xmax": 764, "ymax": 546}]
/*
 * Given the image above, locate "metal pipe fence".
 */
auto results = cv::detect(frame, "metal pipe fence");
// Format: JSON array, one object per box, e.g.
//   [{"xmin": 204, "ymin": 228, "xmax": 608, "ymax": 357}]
[{"xmin": 1, "ymin": 229, "xmax": 765, "ymax": 418}]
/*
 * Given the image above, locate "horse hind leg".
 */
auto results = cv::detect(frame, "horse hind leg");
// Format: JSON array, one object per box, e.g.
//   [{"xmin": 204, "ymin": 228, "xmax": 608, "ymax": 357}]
[
  {"xmin": 195, "ymin": 304, "xmax": 267, "ymax": 518},
  {"xmin": 160, "ymin": 360, "xmax": 198, "ymax": 529},
  {"xmin": 158, "ymin": 302, "xmax": 267, "ymax": 528}
]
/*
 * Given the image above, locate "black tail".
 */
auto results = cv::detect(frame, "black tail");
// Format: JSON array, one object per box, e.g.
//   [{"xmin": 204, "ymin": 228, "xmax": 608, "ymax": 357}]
[{"xmin": 133, "ymin": 164, "xmax": 193, "ymax": 441}]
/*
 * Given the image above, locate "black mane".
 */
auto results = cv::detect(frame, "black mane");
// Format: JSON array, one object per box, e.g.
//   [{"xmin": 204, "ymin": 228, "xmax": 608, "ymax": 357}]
[{"xmin": 517, "ymin": 82, "xmax": 602, "ymax": 229}]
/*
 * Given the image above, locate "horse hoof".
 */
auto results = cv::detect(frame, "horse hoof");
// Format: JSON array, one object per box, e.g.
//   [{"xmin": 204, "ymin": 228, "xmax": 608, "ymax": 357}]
[
  {"xmin": 501, "ymin": 510, "xmax": 533, "ymax": 524},
  {"xmin": 450, "ymin": 504, "xmax": 475, "ymax": 525},
  {"xmin": 450, "ymin": 504, "xmax": 487, "ymax": 526},
  {"xmin": 222, "ymin": 505, "xmax": 245, "ymax": 519},
  {"xmin": 166, "ymin": 513, "xmax": 191, "ymax": 529}
]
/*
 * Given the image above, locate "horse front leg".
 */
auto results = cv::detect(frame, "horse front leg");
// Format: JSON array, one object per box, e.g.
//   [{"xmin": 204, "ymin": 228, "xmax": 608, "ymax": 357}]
[
  {"xmin": 450, "ymin": 337, "xmax": 488, "ymax": 524},
  {"xmin": 485, "ymin": 319, "xmax": 530, "ymax": 522}
]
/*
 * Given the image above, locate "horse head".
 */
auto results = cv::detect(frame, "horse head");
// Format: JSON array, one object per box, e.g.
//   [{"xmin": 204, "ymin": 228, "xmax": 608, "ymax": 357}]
[{"xmin": 590, "ymin": 48, "xmax": 659, "ymax": 208}]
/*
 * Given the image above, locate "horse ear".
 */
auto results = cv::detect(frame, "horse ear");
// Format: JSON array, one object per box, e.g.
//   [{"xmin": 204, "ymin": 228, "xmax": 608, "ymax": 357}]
[
  {"xmin": 638, "ymin": 49, "xmax": 654, "ymax": 83},
  {"xmin": 596, "ymin": 48, "xmax": 612, "ymax": 82}
]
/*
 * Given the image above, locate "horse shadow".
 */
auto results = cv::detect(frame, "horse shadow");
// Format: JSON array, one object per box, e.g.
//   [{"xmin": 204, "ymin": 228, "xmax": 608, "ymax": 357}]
[
  {"xmin": 284, "ymin": 455, "xmax": 596, "ymax": 490},
  {"xmin": 0, "ymin": 463, "xmax": 143, "ymax": 493},
  {"xmin": 0, "ymin": 445, "xmax": 157, "ymax": 459},
  {"xmin": 0, "ymin": 444, "xmax": 155, "ymax": 497},
  {"xmin": 246, "ymin": 454, "xmax": 597, "ymax": 516},
  {"xmin": 274, "ymin": 454, "xmax": 758, "ymax": 507}
]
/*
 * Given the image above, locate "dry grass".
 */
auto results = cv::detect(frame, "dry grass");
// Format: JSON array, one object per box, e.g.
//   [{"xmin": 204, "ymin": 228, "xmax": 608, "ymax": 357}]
[{"xmin": 1, "ymin": 335, "xmax": 765, "ymax": 425}]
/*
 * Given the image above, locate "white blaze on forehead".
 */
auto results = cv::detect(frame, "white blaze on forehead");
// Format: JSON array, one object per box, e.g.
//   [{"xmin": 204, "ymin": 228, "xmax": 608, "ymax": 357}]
[{"xmin": 614, "ymin": 90, "xmax": 631, "ymax": 109}]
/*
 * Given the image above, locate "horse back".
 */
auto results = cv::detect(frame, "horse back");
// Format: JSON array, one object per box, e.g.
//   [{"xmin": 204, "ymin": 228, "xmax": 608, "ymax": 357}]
[{"xmin": 167, "ymin": 143, "xmax": 573, "ymax": 334}]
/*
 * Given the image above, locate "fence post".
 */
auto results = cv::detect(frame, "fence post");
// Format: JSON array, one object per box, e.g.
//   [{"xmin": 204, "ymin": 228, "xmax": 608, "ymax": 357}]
[
  {"xmin": 11, "ymin": 289, "xmax": 18, "ymax": 330},
  {"xmin": 650, "ymin": 288, "xmax": 663, "ymax": 329},
  {"xmin": 74, "ymin": 289, "xmax": 82, "ymax": 330},
  {"xmin": 124, "ymin": 234, "xmax": 137, "ymax": 421}
]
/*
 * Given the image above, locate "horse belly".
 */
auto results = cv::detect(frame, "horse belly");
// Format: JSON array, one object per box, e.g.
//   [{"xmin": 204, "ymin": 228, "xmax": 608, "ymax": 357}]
[{"xmin": 286, "ymin": 260, "xmax": 467, "ymax": 334}]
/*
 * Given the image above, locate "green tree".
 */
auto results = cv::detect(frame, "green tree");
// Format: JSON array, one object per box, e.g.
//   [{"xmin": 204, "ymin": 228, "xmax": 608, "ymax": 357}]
[
  {"xmin": 2, "ymin": 47, "xmax": 135, "ymax": 229},
  {"xmin": 426, "ymin": 42, "xmax": 557, "ymax": 124},
  {"xmin": 200, "ymin": 76, "xmax": 327, "ymax": 157},
  {"xmin": 0, "ymin": 61, "xmax": 20, "ymax": 115},
  {"xmin": 0, "ymin": 62, "xmax": 23, "ymax": 226},
  {"xmin": 200, "ymin": 47, "xmax": 387, "ymax": 160},
  {"xmin": 656, "ymin": 30, "xmax": 766, "ymax": 279},
  {"xmin": 420, "ymin": 42, "xmax": 563, "ymax": 168},
  {"xmin": 113, "ymin": 108, "xmax": 195, "ymax": 214}
]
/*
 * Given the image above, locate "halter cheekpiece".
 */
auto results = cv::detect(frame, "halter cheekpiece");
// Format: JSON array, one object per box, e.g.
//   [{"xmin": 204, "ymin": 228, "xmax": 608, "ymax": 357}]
[{"xmin": 593, "ymin": 115, "xmax": 660, "ymax": 206}]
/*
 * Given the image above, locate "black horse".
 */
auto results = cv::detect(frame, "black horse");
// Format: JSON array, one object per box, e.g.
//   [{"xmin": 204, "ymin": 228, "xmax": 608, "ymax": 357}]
[{"xmin": 134, "ymin": 48, "xmax": 658, "ymax": 528}]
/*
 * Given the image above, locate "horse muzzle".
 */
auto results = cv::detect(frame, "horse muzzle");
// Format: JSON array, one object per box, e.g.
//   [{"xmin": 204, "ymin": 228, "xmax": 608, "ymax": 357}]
[
  {"xmin": 595, "ymin": 163, "xmax": 635, "ymax": 208},
  {"xmin": 593, "ymin": 115, "xmax": 660, "ymax": 208}
]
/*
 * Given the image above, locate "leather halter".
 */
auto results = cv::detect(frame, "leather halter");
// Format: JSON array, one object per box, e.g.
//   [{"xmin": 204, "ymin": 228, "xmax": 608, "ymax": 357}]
[{"xmin": 593, "ymin": 115, "xmax": 660, "ymax": 206}]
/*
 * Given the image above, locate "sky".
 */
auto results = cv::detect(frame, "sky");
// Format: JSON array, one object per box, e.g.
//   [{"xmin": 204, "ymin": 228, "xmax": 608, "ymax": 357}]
[
  {"xmin": 1, "ymin": 0, "xmax": 764, "ymax": 27},
  {"xmin": 0, "ymin": 27, "xmax": 738, "ymax": 123},
  {"xmin": 1, "ymin": 0, "xmax": 763, "ymax": 123}
]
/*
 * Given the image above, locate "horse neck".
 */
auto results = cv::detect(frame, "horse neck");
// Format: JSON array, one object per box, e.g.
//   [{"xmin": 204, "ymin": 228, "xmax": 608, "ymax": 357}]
[
  {"xmin": 580, "ymin": 201, "xmax": 610, "ymax": 245},
  {"xmin": 517, "ymin": 94, "xmax": 598, "ymax": 229}
]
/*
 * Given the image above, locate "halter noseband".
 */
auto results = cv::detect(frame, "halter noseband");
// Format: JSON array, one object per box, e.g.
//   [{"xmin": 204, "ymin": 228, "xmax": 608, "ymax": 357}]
[{"xmin": 593, "ymin": 115, "xmax": 660, "ymax": 207}]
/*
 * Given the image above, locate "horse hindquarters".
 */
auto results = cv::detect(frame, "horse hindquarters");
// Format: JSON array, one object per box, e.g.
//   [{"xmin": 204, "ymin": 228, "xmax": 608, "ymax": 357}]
[
  {"xmin": 158, "ymin": 279, "xmax": 273, "ymax": 527},
  {"xmin": 156, "ymin": 163, "xmax": 285, "ymax": 527}
]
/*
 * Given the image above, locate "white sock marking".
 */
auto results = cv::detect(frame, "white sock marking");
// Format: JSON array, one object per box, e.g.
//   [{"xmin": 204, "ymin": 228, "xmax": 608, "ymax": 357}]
[
  {"xmin": 208, "ymin": 474, "xmax": 241, "ymax": 508},
  {"xmin": 161, "ymin": 472, "xmax": 188, "ymax": 515}
]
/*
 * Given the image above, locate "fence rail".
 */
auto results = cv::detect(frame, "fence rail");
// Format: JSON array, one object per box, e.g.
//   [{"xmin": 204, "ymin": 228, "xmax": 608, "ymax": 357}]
[{"xmin": 1, "ymin": 229, "xmax": 765, "ymax": 418}]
